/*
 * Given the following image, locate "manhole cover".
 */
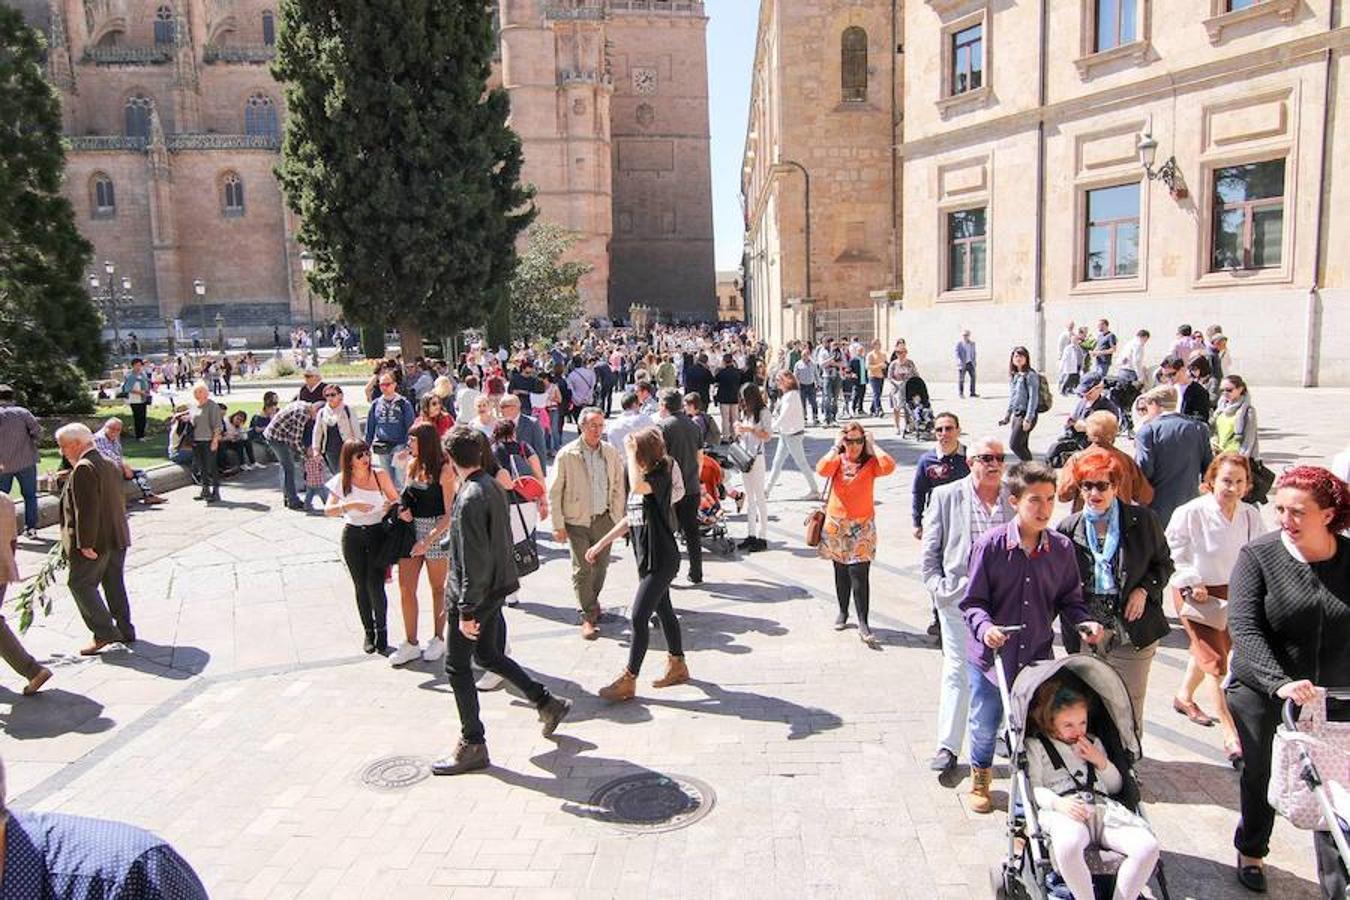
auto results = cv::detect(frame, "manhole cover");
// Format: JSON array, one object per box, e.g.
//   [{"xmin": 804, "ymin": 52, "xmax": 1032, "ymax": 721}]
[
  {"xmin": 584, "ymin": 773, "xmax": 714, "ymax": 833},
  {"xmin": 360, "ymin": 755, "xmax": 431, "ymax": 790}
]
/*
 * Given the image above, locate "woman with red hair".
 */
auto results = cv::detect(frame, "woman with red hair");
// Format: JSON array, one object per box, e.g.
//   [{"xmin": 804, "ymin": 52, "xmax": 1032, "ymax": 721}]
[
  {"xmin": 1227, "ymin": 466, "xmax": 1350, "ymax": 893},
  {"xmin": 1055, "ymin": 447, "xmax": 1173, "ymax": 732}
]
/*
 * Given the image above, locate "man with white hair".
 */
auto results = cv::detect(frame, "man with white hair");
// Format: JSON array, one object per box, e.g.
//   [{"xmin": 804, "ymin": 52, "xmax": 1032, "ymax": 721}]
[
  {"xmin": 921, "ymin": 437, "xmax": 1013, "ymax": 776},
  {"xmin": 94, "ymin": 418, "xmax": 165, "ymax": 505},
  {"xmin": 0, "ymin": 755, "xmax": 208, "ymax": 896},
  {"xmin": 56, "ymin": 423, "xmax": 134, "ymax": 654}
]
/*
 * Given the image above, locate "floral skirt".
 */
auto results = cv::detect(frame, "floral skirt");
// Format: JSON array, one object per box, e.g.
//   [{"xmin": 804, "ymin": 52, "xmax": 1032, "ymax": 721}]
[{"xmin": 819, "ymin": 515, "xmax": 877, "ymax": 565}]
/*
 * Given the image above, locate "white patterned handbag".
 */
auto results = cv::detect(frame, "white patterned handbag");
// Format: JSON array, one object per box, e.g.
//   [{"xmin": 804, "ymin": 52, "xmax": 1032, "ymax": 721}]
[{"xmin": 1268, "ymin": 691, "xmax": 1350, "ymax": 830}]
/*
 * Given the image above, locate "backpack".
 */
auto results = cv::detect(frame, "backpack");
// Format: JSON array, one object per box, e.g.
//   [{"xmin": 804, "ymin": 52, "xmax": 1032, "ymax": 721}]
[{"xmin": 1036, "ymin": 372, "xmax": 1053, "ymax": 414}]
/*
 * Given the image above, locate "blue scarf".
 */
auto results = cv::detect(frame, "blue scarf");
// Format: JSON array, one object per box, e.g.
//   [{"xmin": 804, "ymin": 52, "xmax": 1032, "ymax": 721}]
[{"xmin": 1083, "ymin": 500, "xmax": 1121, "ymax": 594}]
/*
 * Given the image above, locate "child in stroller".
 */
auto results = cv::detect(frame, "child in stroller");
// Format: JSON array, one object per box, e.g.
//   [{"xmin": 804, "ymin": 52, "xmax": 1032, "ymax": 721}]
[
  {"xmin": 696, "ymin": 449, "xmax": 739, "ymax": 556},
  {"xmin": 903, "ymin": 376, "xmax": 936, "ymax": 441}
]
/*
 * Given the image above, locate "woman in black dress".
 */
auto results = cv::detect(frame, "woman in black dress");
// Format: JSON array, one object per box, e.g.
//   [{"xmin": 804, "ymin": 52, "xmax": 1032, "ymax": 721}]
[
  {"xmin": 586, "ymin": 426, "xmax": 688, "ymax": 702},
  {"xmin": 1228, "ymin": 465, "xmax": 1350, "ymax": 894}
]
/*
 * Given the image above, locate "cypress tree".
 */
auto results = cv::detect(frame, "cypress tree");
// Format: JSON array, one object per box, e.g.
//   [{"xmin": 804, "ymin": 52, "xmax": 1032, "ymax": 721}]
[
  {"xmin": 0, "ymin": 3, "xmax": 100, "ymax": 413},
  {"xmin": 273, "ymin": 0, "xmax": 536, "ymax": 354}
]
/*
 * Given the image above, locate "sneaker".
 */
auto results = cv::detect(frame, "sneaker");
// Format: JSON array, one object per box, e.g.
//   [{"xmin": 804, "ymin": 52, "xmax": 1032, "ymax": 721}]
[
  {"xmin": 388, "ymin": 641, "xmax": 421, "ymax": 667},
  {"xmin": 22, "ymin": 528, "xmax": 38, "ymax": 539},
  {"xmin": 475, "ymin": 669, "xmax": 505, "ymax": 691},
  {"xmin": 422, "ymin": 637, "xmax": 446, "ymax": 662},
  {"xmin": 929, "ymin": 747, "xmax": 957, "ymax": 773}
]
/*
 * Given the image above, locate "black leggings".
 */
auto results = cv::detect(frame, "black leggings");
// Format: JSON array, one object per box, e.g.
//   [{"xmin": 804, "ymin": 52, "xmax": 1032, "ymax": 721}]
[
  {"xmin": 628, "ymin": 565, "xmax": 682, "ymax": 675},
  {"xmin": 833, "ymin": 561, "xmax": 871, "ymax": 627},
  {"xmin": 341, "ymin": 524, "xmax": 389, "ymax": 639}
]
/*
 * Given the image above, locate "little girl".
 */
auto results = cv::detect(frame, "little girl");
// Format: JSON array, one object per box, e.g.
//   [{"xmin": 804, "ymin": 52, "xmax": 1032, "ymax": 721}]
[{"xmin": 1027, "ymin": 680, "xmax": 1160, "ymax": 900}]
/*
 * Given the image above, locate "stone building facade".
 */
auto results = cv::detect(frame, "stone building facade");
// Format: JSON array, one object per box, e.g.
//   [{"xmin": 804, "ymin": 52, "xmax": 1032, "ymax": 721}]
[
  {"xmin": 18, "ymin": 0, "xmax": 715, "ymax": 347},
  {"xmin": 743, "ymin": 0, "xmax": 1350, "ymax": 386},
  {"xmin": 741, "ymin": 0, "xmax": 899, "ymax": 352},
  {"xmin": 715, "ymin": 270, "xmax": 744, "ymax": 322}
]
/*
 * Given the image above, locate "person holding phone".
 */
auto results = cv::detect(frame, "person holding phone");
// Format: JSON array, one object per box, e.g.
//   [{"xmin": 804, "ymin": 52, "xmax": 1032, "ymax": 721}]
[{"xmin": 325, "ymin": 439, "xmax": 400, "ymax": 654}]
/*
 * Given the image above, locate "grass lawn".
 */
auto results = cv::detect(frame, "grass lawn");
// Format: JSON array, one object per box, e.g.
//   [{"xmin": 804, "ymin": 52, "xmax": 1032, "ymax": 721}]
[{"xmin": 234, "ymin": 356, "xmax": 382, "ymax": 383}]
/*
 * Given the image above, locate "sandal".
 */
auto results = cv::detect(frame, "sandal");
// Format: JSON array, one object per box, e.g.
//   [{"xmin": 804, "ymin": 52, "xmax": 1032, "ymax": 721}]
[{"xmin": 1173, "ymin": 697, "xmax": 1216, "ymax": 727}]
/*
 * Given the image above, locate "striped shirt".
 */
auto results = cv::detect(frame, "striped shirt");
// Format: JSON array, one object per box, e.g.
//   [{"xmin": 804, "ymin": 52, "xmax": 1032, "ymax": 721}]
[{"xmin": 0, "ymin": 404, "xmax": 42, "ymax": 472}]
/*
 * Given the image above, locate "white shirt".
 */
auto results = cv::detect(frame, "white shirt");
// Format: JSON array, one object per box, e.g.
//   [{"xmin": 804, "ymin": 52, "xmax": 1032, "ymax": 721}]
[
  {"xmin": 606, "ymin": 410, "xmax": 652, "ymax": 449},
  {"xmin": 326, "ymin": 474, "xmax": 388, "ymax": 526},
  {"xmin": 1117, "ymin": 337, "xmax": 1147, "ymax": 376},
  {"xmin": 1165, "ymin": 492, "xmax": 1266, "ymax": 588},
  {"xmin": 456, "ymin": 387, "xmax": 482, "ymax": 424},
  {"xmin": 772, "ymin": 389, "xmax": 805, "ymax": 436}
]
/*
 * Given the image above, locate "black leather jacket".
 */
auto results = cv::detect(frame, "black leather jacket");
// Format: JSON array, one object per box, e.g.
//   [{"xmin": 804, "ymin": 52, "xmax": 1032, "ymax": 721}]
[{"xmin": 446, "ymin": 471, "xmax": 519, "ymax": 622}]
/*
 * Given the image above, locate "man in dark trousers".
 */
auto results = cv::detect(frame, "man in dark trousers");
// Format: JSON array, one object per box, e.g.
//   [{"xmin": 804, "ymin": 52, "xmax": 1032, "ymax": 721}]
[
  {"xmin": 433, "ymin": 426, "xmax": 572, "ymax": 776},
  {"xmin": 593, "ymin": 356, "xmax": 616, "ymax": 416},
  {"xmin": 55, "ymin": 423, "xmax": 134, "ymax": 655},
  {"xmin": 656, "ymin": 388, "xmax": 704, "ymax": 584},
  {"xmin": 683, "ymin": 353, "xmax": 715, "ymax": 410}
]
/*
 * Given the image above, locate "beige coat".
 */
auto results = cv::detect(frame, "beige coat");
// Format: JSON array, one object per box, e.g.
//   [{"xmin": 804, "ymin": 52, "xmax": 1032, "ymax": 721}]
[
  {"xmin": 548, "ymin": 438, "xmax": 625, "ymax": 528},
  {"xmin": 1, "ymin": 493, "xmax": 20, "ymax": 583}
]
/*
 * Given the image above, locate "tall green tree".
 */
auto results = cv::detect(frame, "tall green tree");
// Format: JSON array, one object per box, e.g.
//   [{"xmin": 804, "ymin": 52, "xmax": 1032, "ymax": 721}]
[
  {"xmin": 273, "ymin": 0, "xmax": 536, "ymax": 357},
  {"xmin": 507, "ymin": 222, "xmax": 592, "ymax": 343},
  {"xmin": 0, "ymin": 3, "xmax": 100, "ymax": 413}
]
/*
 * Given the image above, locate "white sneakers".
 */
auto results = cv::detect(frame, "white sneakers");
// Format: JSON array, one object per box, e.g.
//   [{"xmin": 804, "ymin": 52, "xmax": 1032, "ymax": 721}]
[
  {"xmin": 422, "ymin": 637, "xmax": 446, "ymax": 661},
  {"xmin": 388, "ymin": 641, "xmax": 422, "ymax": 667}
]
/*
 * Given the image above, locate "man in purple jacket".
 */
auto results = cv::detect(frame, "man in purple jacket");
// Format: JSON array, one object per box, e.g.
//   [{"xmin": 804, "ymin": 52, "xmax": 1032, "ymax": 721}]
[{"xmin": 959, "ymin": 462, "xmax": 1104, "ymax": 814}]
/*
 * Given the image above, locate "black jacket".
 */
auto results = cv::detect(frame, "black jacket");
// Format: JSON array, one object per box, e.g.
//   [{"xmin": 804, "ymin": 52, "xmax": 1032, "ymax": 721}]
[
  {"xmin": 684, "ymin": 364, "xmax": 714, "ymax": 405},
  {"xmin": 657, "ymin": 412, "xmax": 702, "ymax": 497},
  {"xmin": 1056, "ymin": 501, "xmax": 1174, "ymax": 650},
  {"xmin": 446, "ymin": 471, "xmax": 519, "ymax": 622},
  {"xmin": 713, "ymin": 367, "xmax": 743, "ymax": 405}
]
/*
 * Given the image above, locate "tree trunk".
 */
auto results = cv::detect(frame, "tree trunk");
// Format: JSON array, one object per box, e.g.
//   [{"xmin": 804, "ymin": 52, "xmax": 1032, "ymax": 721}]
[
  {"xmin": 486, "ymin": 293, "xmax": 511, "ymax": 349},
  {"xmin": 360, "ymin": 325, "xmax": 385, "ymax": 360},
  {"xmin": 398, "ymin": 320, "xmax": 423, "ymax": 361}
]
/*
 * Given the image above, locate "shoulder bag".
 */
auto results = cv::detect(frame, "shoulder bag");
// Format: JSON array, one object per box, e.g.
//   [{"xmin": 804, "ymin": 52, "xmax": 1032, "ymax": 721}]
[
  {"xmin": 1177, "ymin": 513, "xmax": 1254, "ymax": 630},
  {"xmin": 724, "ymin": 440, "xmax": 756, "ymax": 474},
  {"xmin": 508, "ymin": 457, "xmax": 540, "ymax": 577},
  {"xmin": 804, "ymin": 477, "xmax": 834, "ymax": 548}
]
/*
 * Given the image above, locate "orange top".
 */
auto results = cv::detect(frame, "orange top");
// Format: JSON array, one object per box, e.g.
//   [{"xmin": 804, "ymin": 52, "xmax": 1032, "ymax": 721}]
[{"xmin": 816, "ymin": 451, "xmax": 897, "ymax": 521}]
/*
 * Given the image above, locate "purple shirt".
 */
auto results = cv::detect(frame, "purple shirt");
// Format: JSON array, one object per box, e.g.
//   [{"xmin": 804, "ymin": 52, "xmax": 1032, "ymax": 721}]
[{"xmin": 960, "ymin": 519, "xmax": 1092, "ymax": 684}]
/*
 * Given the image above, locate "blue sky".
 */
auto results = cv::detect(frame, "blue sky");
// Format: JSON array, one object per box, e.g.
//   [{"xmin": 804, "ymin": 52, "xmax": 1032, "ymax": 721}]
[{"xmin": 706, "ymin": 1, "xmax": 758, "ymax": 272}]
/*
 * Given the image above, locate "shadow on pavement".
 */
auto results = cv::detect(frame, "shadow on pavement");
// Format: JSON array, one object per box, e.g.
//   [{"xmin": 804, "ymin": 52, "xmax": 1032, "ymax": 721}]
[
  {"xmin": 97, "ymin": 640, "xmax": 211, "ymax": 680},
  {"xmin": 1158, "ymin": 849, "xmax": 1319, "ymax": 900},
  {"xmin": 1137, "ymin": 758, "xmax": 1241, "ymax": 813},
  {"xmin": 0, "ymin": 687, "xmax": 115, "ymax": 739},
  {"xmin": 701, "ymin": 579, "xmax": 808, "ymax": 605}
]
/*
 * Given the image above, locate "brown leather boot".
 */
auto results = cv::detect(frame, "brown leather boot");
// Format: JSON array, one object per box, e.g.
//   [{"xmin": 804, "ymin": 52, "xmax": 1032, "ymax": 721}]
[
  {"xmin": 651, "ymin": 655, "xmax": 689, "ymax": 688},
  {"xmin": 598, "ymin": 670, "xmax": 637, "ymax": 702},
  {"xmin": 968, "ymin": 766, "xmax": 994, "ymax": 814}
]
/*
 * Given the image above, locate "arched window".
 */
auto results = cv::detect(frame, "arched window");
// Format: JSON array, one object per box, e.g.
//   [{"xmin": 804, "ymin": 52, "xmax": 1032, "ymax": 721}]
[
  {"xmin": 841, "ymin": 27, "xmax": 868, "ymax": 103},
  {"xmin": 124, "ymin": 94, "xmax": 154, "ymax": 140},
  {"xmin": 222, "ymin": 172, "xmax": 245, "ymax": 216},
  {"xmin": 244, "ymin": 94, "xmax": 278, "ymax": 138},
  {"xmin": 262, "ymin": 10, "xmax": 275, "ymax": 46},
  {"xmin": 91, "ymin": 173, "xmax": 116, "ymax": 218},
  {"xmin": 154, "ymin": 5, "xmax": 175, "ymax": 45}
]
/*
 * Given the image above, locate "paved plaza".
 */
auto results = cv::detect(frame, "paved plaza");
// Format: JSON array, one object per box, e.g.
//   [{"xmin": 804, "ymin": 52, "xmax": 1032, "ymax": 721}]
[{"xmin": 3, "ymin": 381, "xmax": 1348, "ymax": 899}]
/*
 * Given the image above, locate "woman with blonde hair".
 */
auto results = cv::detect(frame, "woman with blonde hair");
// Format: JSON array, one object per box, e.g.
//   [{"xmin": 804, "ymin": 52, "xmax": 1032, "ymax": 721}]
[
  {"xmin": 1056, "ymin": 411, "xmax": 1153, "ymax": 513},
  {"xmin": 1165, "ymin": 452, "xmax": 1265, "ymax": 765}
]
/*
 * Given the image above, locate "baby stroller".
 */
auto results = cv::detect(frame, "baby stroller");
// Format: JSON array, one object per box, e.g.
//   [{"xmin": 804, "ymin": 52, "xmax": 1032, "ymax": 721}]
[
  {"xmin": 991, "ymin": 653, "xmax": 1172, "ymax": 900},
  {"xmin": 1044, "ymin": 429, "xmax": 1089, "ymax": 470},
  {"xmin": 693, "ymin": 448, "xmax": 738, "ymax": 558},
  {"xmin": 1270, "ymin": 691, "xmax": 1350, "ymax": 899},
  {"xmin": 1104, "ymin": 375, "xmax": 1141, "ymax": 438},
  {"xmin": 903, "ymin": 376, "xmax": 936, "ymax": 441}
]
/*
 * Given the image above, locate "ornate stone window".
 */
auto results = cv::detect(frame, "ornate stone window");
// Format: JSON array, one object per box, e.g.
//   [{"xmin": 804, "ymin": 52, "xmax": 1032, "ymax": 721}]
[
  {"xmin": 1210, "ymin": 159, "xmax": 1285, "ymax": 272},
  {"xmin": 262, "ymin": 10, "xmax": 276, "ymax": 46},
  {"xmin": 91, "ymin": 173, "xmax": 116, "ymax": 219},
  {"xmin": 153, "ymin": 5, "xmax": 175, "ymax": 45},
  {"xmin": 841, "ymin": 27, "xmax": 868, "ymax": 103},
  {"xmin": 222, "ymin": 172, "xmax": 245, "ymax": 217},
  {"xmin": 244, "ymin": 94, "xmax": 279, "ymax": 138},
  {"xmin": 124, "ymin": 93, "xmax": 154, "ymax": 140}
]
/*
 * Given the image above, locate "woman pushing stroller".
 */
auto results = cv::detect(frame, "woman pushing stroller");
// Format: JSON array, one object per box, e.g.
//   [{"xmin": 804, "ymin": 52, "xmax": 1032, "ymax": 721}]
[{"xmin": 1027, "ymin": 678, "xmax": 1160, "ymax": 900}]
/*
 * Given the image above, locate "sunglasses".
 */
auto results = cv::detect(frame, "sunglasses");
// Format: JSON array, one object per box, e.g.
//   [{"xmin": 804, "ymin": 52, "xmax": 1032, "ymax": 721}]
[
  {"xmin": 843, "ymin": 437, "xmax": 865, "ymax": 445},
  {"xmin": 1079, "ymin": 480, "xmax": 1113, "ymax": 493},
  {"xmin": 353, "ymin": 450, "xmax": 370, "ymax": 460},
  {"xmin": 972, "ymin": 453, "xmax": 1005, "ymax": 464}
]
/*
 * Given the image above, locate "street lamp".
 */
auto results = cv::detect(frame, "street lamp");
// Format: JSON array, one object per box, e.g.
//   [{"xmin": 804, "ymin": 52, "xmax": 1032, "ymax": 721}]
[
  {"xmin": 192, "ymin": 279, "xmax": 206, "ymax": 350},
  {"xmin": 1137, "ymin": 129, "xmax": 1187, "ymax": 199},
  {"xmin": 88, "ymin": 261, "xmax": 133, "ymax": 358},
  {"xmin": 299, "ymin": 250, "xmax": 318, "ymax": 367}
]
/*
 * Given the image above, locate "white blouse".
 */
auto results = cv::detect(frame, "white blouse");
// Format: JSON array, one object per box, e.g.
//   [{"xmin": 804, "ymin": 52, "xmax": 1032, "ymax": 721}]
[
  {"xmin": 1165, "ymin": 493, "xmax": 1266, "ymax": 588},
  {"xmin": 326, "ymin": 474, "xmax": 389, "ymax": 527}
]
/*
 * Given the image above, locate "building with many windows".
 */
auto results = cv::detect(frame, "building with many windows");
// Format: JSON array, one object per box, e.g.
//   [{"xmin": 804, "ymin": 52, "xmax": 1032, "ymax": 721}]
[
  {"xmin": 743, "ymin": 0, "xmax": 1349, "ymax": 385},
  {"xmin": 15, "ymin": 0, "xmax": 715, "ymax": 347}
]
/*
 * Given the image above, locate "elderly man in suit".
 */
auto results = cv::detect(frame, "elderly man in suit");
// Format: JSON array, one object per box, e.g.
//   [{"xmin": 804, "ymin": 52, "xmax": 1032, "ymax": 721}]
[
  {"xmin": 920, "ymin": 436, "xmax": 1013, "ymax": 775},
  {"xmin": 1133, "ymin": 385, "xmax": 1213, "ymax": 529},
  {"xmin": 55, "ymin": 423, "xmax": 134, "ymax": 655}
]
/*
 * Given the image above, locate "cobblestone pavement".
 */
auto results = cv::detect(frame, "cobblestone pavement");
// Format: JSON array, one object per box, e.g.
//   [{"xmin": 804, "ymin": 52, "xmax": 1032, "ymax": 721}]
[{"xmin": 3, "ymin": 382, "xmax": 1348, "ymax": 899}]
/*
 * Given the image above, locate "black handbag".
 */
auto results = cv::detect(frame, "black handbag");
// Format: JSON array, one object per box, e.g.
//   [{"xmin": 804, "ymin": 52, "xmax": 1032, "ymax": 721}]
[
  {"xmin": 724, "ymin": 441, "xmax": 756, "ymax": 473},
  {"xmin": 510, "ymin": 499, "xmax": 540, "ymax": 577},
  {"xmin": 1247, "ymin": 458, "xmax": 1276, "ymax": 506},
  {"xmin": 372, "ymin": 505, "xmax": 416, "ymax": 568}
]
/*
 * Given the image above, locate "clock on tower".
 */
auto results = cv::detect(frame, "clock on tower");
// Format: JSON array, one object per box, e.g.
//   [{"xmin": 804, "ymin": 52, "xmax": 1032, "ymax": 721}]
[{"xmin": 632, "ymin": 67, "xmax": 658, "ymax": 95}]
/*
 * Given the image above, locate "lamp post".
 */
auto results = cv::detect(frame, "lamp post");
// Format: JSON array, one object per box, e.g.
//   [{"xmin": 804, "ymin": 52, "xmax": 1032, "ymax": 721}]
[
  {"xmin": 1137, "ymin": 129, "xmax": 1186, "ymax": 199},
  {"xmin": 299, "ymin": 250, "xmax": 319, "ymax": 367},
  {"xmin": 88, "ymin": 260, "xmax": 133, "ymax": 358},
  {"xmin": 775, "ymin": 160, "xmax": 812, "ymax": 302},
  {"xmin": 192, "ymin": 279, "xmax": 206, "ymax": 351}
]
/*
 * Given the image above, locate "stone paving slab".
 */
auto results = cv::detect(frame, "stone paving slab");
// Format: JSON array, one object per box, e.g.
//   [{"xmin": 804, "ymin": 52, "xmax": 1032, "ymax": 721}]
[{"xmin": 4, "ymin": 381, "xmax": 1348, "ymax": 898}]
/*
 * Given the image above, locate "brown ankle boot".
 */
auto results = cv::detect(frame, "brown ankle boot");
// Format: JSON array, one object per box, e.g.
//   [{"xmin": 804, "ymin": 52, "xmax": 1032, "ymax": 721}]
[
  {"xmin": 968, "ymin": 766, "xmax": 994, "ymax": 814},
  {"xmin": 651, "ymin": 655, "xmax": 689, "ymax": 688},
  {"xmin": 598, "ymin": 670, "xmax": 637, "ymax": 702}
]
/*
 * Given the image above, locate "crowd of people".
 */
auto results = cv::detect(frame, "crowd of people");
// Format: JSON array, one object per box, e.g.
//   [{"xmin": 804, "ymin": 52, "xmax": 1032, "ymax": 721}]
[{"xmin": 3, "ymin": 314, "xmax": 1349, "ymax": 898}]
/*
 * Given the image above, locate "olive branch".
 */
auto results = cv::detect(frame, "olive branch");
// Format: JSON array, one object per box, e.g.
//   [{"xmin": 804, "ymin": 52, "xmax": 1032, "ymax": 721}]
[{"xmin": 11, "ymin": 543, "xmax": 67, "ymax": 634}]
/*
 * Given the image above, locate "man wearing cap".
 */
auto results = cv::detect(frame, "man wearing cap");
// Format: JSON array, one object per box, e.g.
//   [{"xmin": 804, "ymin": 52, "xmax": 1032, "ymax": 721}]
[
  {"xmin": 0, "ymin": 385, "xmax": 42, "ymax": 538},
  {"xmin": 1066, "ymin": 372, "xmax": 1121, "ymax": 433}
]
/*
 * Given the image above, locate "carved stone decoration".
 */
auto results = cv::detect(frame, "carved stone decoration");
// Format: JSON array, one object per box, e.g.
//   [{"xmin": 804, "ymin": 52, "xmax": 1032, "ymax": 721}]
[
  {"xmin": 636, "ymin": 102, "xmax": 654, "ymax": 128},
  {"xmin": 48, "ymin": 2, "xmax": 77, "ymax": 93}
]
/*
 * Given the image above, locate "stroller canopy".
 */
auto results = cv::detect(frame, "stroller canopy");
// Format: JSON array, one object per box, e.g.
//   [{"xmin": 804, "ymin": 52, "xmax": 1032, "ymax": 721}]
[
  {"xmin": 1008, "ymin": 655, "xmax": 1141, "ymax": 760},
  {"xmin": 904, "ymin": 376, "xmax": 930, "ymax": 404}
]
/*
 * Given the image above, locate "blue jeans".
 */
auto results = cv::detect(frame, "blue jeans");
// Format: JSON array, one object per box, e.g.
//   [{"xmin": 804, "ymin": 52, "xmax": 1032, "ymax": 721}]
[
  {"xmin": 373, "ymin": 447, "xmax": 406, "ymax": 491},
  {"xmin": 958, "ymin": 362, "xmax": 977, "ymax": 396},
  {"xmin": 799, "ymin": 384, "xmax": 818, "ymax": 424},
  {"xmin": 968, "ymin": 663, "xmax": 1004, "ymax": 769},
  {"xmin": 869, "ymin": 377, "xmax": 885, "ymax": 416},
  {"xmin": 268, "ymin": 439, "xmax": 302, "ymax": 504},
  {"xmin": 548, "ymin": 408, "xmax": 563, "ymax": 453},
  {"xmin": 0, "ymin": 466, "xmax": 38, "ymax": 531}
]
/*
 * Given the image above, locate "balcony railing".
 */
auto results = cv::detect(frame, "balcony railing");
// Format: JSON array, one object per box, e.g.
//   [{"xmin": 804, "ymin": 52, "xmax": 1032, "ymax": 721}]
[
  {"xmin": 610, "ymin": 0, "xmax": 704, "ymax": 14},
  {"xmin": 166, "ymin": 133, "xmax": 280, "ymax": 151},
  {"xmin": 203, "ymin": 44, "xmax": 277, "ymax": 64},
  {"xmin": 545, "ymin": 1, "xmax": 607, "ymax": 19},
  {"xmin": 81, "ymin": 45, "xmax": 173, "ymax": 65},
  {"xmin": 68, "ymin": 135, "xmax": 148, "ymax": 151}
]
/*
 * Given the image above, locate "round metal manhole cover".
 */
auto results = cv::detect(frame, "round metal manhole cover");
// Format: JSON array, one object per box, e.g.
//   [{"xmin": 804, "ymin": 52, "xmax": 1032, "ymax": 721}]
[
  {"xmin": 584, "ymin": 773, "xmax": 714, "ymax": 833},
  {"xmin": 360, "ymin": 755, "xmax": 431, "ymax": 790}
]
